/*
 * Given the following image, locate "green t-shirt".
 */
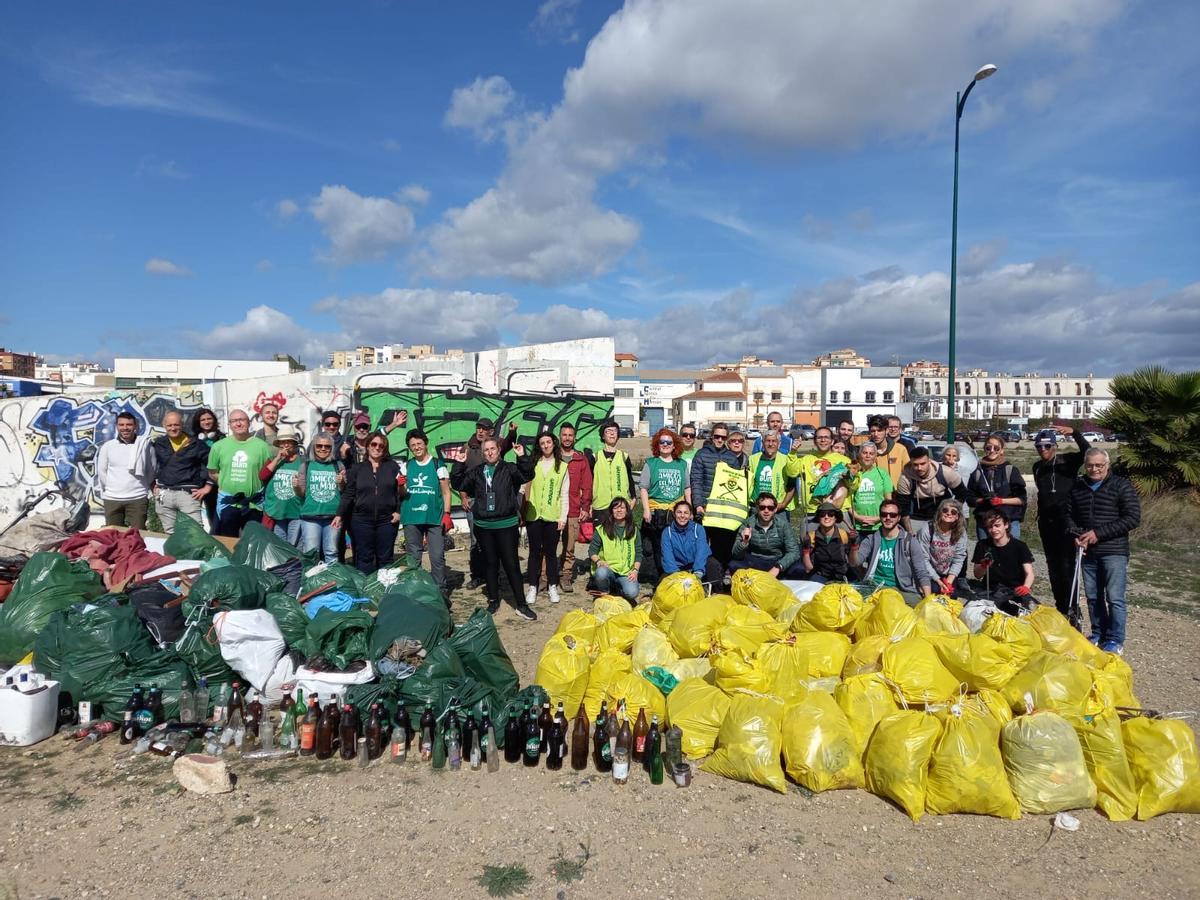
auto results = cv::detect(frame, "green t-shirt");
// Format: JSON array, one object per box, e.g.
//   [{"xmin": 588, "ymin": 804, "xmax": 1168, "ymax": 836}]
[
  {"xmin": 263, "ymin": 458, "xmax": 303, "ymax": 520},
  {"xmin": 400, "ymin": 456, "xmax": 447, "ymax": 526},
  {"xmin": 208, "ymin": 436, "xmax": 274, "ymax": 497},
  {"xmin": 645, "ymin": 457, "xmax": 688, "ymax": 504},
  {"xmin": 852, "ymin": 466, "xmax": 894, "ymax": 532},
  {"xmin": 680, "ymin": 448, "xmax": 698, "ymax": 462},
  {"xmin": 876, "ymin": 536, "xmax": 899, "ymax": 588},
  {"xmin": 300, "ymin": 460, "xmax": 341, "ymax": 518}
]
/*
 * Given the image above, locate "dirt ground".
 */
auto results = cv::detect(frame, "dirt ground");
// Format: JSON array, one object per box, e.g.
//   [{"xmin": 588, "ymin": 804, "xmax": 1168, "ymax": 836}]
[{"xmin": 2, "ymin": 492, "xmax": 1199, "ymax": 899}]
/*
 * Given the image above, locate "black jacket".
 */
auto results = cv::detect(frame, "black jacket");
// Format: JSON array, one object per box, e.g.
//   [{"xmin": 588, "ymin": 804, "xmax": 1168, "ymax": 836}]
[
  {"xmin": 337, "ymin": 457, "xmax": 404, "ymax": 523},
  {"xmin": 450, "ymin": 457, "xmax": 532, "ymax": 524},
  {"xmin": 1065, "ymin": 474, "xmax": 1140, "ymax": 558},
  {"xmin": 966, "ymin": 461, "xmax": 1028, "ymax": 523},
  {"xmin": 1032, "ymin": 433, "xmax": 1089, "ymax": 520},
  {"xmin": 689, "ymin": 442, "xmax": 741, "ymax": 508},
  {"xmin": 151, "ymin": 435, "xmax": 211, "ymax": 490}
]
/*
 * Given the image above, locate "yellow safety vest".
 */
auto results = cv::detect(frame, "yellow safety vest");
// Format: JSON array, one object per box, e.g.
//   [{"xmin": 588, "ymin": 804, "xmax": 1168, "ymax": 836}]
[
  {"xmin": 592, "ymin": 448, "xmax": 630, "ymax": 511},
  {"xmin": 595, "ymin": 526, "xmax": 638, "ymax": 575},
  {"xmin": 702, "ymin": 461, "xmax": 750, "ymax": 533},
  {"xmin": 525, "ymin": 458, "xmax": 568, "ymax": 523}
]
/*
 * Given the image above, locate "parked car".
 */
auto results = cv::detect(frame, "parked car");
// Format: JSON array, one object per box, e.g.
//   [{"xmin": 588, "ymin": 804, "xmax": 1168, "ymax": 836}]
[
  {"xmin": 1111, "ymin": 433, "xmax": 1127, "ymax": 443},
  {"xmin": 618, "ymin": 426, "xmax": 635, "ymax": 438},
  {"xmin": 1081, "ymin": 431, "xmax": 1106, "ymax": 442},
  {"xmin": 746, "ymin": 429, "xmax": 762, "ymax": 441},
  {"xmin": 789, "ymin": 424, "xmax": 815, "ymax": 441},
  {"xmin": 918, "ymin": 430, "xmax": 934, "ymax": 442}
]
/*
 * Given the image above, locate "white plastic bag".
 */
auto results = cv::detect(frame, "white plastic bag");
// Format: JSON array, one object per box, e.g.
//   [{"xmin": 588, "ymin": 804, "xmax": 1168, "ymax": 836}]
[
  {"xmin": 959, "ymin": 600, "xmax": 998, "ymax": 634},
  {"xmin": 294, "ymin": 660, "xmax": 376, "ymax": 701},
  {"xmin": 214, "ymin": 609, "xmax": 287, "ymax": 693}
]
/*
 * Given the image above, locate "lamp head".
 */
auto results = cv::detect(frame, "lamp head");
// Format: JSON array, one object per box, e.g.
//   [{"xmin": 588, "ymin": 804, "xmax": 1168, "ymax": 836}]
[{"xmin": 974, "ymin": 64, "xmax": 998, "ymax": 81}]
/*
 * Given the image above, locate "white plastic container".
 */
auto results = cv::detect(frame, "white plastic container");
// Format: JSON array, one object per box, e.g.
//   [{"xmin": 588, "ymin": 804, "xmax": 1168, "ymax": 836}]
[{"xmin": 0, "ymin": 666, "xmax": 61, "ymax": 747}]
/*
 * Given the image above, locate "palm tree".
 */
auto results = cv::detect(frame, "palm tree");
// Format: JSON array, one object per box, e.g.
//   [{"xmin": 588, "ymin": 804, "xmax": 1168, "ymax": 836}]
[{"xmin": 1100, "ymin": 366, "xmax": 1200, "ymax": 495}]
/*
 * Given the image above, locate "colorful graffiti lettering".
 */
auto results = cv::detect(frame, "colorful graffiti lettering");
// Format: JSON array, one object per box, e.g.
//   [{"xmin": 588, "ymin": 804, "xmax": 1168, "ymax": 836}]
[
  {"xmin": 354, "ymin": 385, "xmax": 614, "ymax": 459},
  {"xmin": 253, "ymin": 391, "xmax": 288, "ymax": 414}
]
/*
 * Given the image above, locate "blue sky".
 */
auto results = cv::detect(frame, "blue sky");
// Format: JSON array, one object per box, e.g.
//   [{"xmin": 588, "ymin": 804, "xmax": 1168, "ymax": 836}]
[{"xmin": 1, "ymin": 0, "xmax": 1197, "ymax": 373}]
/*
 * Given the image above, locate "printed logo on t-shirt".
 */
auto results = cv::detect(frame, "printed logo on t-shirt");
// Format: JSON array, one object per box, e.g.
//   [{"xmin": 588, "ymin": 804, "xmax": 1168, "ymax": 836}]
[
  {"xmin": 309, "ymin": 469, "xmax": 338, "ymax": 503},
  {"xmin": 230, "ymin": 450, "xmax": 249, "ymax": 480}
]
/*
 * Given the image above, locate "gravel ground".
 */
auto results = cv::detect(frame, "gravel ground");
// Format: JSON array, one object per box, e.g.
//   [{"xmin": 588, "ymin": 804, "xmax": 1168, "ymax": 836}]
[{"xmin": 2, "ymin": 529, "xmax": 1198, "ymax": 899}]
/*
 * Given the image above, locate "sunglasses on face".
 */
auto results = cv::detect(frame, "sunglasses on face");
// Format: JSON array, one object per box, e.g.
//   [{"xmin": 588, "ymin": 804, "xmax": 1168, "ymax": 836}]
[
  {"xmin": 728, "ymin": 438, "xmax": 744, "ymax": 444},
  {"xmin": 658, "ymin": 439, "xmax": 674, "ymax": 445},
  {"xmin": 880, "ymin": 511, "xmax": 901, "ymax": 518},
  {"xmin": 941, "ymin": 509, "xmax": 960, "ymax": 517},
  {"xmin": 368, "ymin": 442, "xmax": 388, "ymax": 449},
  {"xmin": 818, "ymin": 512, "xmax": 836, "ymax": 518},
  {"xmin": 680, "ymin": 432, "xmax": 695, "ymax": 439},
  {"xmin": 356, "ymin": 424, "xmax": 370, "ymax": 431},
  {"xmin": 314, "ymin": 444, "xmax": 333, "ymax": 450},
  {"xmin": 986, "ymin": 444, "xmax": 1002, "ymax": 451},
  {"xmin": 759, "ymin": 504, "xmax": 776, "ymax": 511},
  {"xmin": 323, "ymin": 422, "xmax": 339, "ymax": 428}
]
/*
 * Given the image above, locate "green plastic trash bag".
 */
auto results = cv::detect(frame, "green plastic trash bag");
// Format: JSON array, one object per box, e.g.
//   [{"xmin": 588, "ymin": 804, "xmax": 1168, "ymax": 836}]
[
  {"xmin": 391, "ymin": 567, "xmax": 445, "ymax": 610},
  {"xmin": 299, "ymin": 562, "xmax": 366, "ymax": 600},
  {"xmin": 446, "ymin": 608, "xmax": 520, "ymax": 698},
  {"xmin": 300, "ymin": 607, "xmax": 372, "ymax": 670},
  {"xmin": 183, "ymin": 565, "xmax": 277, "ymax": 618},
  {"xmin": 362, "ymin": 562, "xmax": 409, "ymax": 604},
  {"xmin": 265, "ymin": 591, "xmax": 309, "ymax": 648},
  {"xmin": 369, "ymin": 587, "xmax": 452, "ymax": 659},
  {"xmin": 34, "ymin": 597, "xmax": 160, "ymax": 698},
  {"xmin": 230, "ymin": 521, "xmax": 312, "ymax": 570},
  {"xmin": 0, "ymin": 552, "xmax": 105, "ymax": 664},
  {"xmin": 643, "ymin": 666, "xmax": 680, "ymax": 696},
  {"xmin": 96, "ymin": 656, "xmax": 193, "ymax": 723},
  {"xmin": 175, "ymin": 605, "xmax": 237, "ymax": 685},
  {"xmin": 163, "ymin": 513, "xmax": 230, "ymax": 561}
]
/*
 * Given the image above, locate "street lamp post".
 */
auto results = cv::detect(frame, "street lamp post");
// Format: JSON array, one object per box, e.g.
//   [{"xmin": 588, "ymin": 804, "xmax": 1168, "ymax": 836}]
[{"xmin": 947, "ymin": 63, "xmax": 997, "ymax": 445}]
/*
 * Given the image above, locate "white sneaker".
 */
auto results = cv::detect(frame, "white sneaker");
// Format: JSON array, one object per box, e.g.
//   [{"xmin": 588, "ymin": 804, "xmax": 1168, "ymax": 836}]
[
  {"xmin": 524, "ymin": 585, "xmax": 538, "ymax": 607},
  {"xmin": 548, "ymin": 586, "xmax": 561, "ymax": 604}
]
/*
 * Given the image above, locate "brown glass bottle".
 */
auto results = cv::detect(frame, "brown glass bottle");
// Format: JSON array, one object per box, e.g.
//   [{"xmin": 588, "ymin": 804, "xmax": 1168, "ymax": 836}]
[
  {"xmin": 632, "ymin": 707, "xmax": 649, "ymax": 763},
  {"xmin": 245, "ymin": 692, "xmax": 263, "ymax": 738},
  {"xmin": 365, "ymin": 704, "xmax": 383, "ymax": 760},
  {"xmin": 593, "ymin": 711, "xmax": 612, "ymax": 772},
  {"xmin": 315, "ymin": 702, "xmax": 334, "ymax": 760},
  {"xmin": 537, "ymin": 701, "xmax": 553, "ymax": 754},
  {"xmin": 228, "ymin": 681, "xmax": 244, "ymax": 721},
  {"xmin": 299, "ymin": 697, "xmax": 319, "ymax": 756},
  {"xmin": 339, "ymin": 704, "xmax": 358, "ymax": 760},
  {"xmin": 570, "ymin": 704, "xmax": 590, "ymax": 771},
  {"xmin": 553, "ymin": 702, "xmax": 569, "ymax": 759},
  {"xmin": 325, "ymin": 699, "xmax": 341, "ymax": 753}
]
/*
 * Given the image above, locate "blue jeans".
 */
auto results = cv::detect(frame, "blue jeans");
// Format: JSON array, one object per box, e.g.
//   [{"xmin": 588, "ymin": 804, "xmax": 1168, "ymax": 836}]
[
  {"xmin": 1082, "ymin": 554, "xmax": 1128, "ymax": 646},
  {"xmin": 594, "ymin": 566, "xmax": 640, "ymax": 602},
  {"xmin": 299, "ymin": 516, "xmax": 339, "ymax": 564},
  {"xmin": 273, "ymin": 519, "xmax": 302, "ymax": 546},
  {"xmin": 976, "ymin": 519, "xmax": 1021, "ymax": 541}
]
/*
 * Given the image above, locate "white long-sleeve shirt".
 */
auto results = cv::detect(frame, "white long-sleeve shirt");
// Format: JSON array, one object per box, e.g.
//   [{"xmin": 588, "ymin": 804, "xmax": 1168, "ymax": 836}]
[{"xmin": 96, "ymin": 436, "xmax": 156, "ymax": 501}]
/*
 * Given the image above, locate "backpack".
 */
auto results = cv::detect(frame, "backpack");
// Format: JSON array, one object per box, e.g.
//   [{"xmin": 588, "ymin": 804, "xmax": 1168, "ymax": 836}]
[{"xmin": 808, "ymin": 525, "xmax": 852, "ymax": 550}]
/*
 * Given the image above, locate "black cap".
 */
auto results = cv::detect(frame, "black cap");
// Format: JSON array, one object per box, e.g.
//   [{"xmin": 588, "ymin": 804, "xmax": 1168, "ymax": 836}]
[{"xmin": 476, "ymin": 418, "xmax": 495, "ymax": 430}]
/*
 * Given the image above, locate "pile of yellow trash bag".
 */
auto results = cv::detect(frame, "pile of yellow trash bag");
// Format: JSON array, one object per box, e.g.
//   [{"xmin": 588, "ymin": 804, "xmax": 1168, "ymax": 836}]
[{"xmin": 531, "ymin": 571, "xmax": 1199, "ymax": 820}]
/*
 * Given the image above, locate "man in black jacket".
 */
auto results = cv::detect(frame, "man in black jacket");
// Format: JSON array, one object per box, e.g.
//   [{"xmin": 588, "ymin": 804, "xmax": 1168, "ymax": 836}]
[
  {"xmin": 151, "ymin": 411, "xmax": 212, "ymax": 533},
  {"xmin": 688, "ymin": 423, "xmax": 738, "ymax": 520},
  {"xmin": 1032, "ymin": 426, "xmax": 1090, "ymax": 611},
  {"xmin": 1065, "ymin": 449, "xmax": 1140, "ymax": 655}
]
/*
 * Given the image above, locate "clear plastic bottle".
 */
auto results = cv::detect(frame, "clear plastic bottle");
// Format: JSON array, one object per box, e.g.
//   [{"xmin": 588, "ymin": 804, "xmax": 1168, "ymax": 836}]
[
  {"xmin": 195, "ymin": 678, "xmax": 210, "ymax": 724},
  {"xmin": 178, "ymin": 677, "xmax": 196, "ymax": 724}
]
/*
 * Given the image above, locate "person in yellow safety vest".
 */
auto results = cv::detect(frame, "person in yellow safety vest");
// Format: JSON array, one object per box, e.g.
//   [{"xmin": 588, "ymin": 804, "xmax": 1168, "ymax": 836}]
[
  {"xmin": 523, "ymin": 431, "xmax": 570, "ymax": 607},
  {"xmin": 701, "ymin": 430, "xmax": 752, "ymax": 572},
  {"xmin": 587, "ymin": 497, "xmax": 642, "ymax": 602},
  {"xmin": 747, "ymin": 430, "xmax": 795, "ymax": 521},
  {"xmin": 785, "ymin": 426, "xmax": 852, "ymax": 531},
  {"xmin": 586, "ymin": 419, "xmax": 634, "ymax": 513}
]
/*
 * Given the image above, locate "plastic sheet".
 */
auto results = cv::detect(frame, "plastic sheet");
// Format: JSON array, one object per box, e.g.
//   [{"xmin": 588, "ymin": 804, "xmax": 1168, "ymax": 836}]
[{"xmin": 0, "ymin": 553, "xmax": 105, "ymax": 664}]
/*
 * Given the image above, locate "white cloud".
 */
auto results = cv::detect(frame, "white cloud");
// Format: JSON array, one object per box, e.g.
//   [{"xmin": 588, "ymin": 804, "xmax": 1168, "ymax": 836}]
[
  {"xmin": 135, "ymin": 155, "xmax": 189, "ymax": 179},
  {"xmin": 275, "ymin": 198, "xmax": 300, "ymax": 219},
  {"xmin": 532, "ymin": 0, "xmax": 583, "ymax": 43},
  {"xmin": 185, "ymin": 305, "xmax": 336, "ymax": 362},
  {"xmin": 144, "ymin": 257, "xmax": 193, "ymax": 277},
  {"xmin": 961, "ymin": 238, "xmax": 1008, "ymax": 276},
  {"xmin": 254, "ymin": 259, "xmax": 274, "ymax": 272},
  {"xmin": 315, "ymin": 288, "xmax": 519, "ymax": 347},
  {"xmin": 426, "ymin": 0, "xmax": 1124, "ymax": 284},
  {"xmin": 443, "ymin": 76, "xmax": 517, "ymax": 142},
  {"xmin": 399, "ymin": 184, "xmax": 432, "ymax": 205},
  {"xmin": 309, "ymin": 185, "xmax": 416, "ymax": 264}
]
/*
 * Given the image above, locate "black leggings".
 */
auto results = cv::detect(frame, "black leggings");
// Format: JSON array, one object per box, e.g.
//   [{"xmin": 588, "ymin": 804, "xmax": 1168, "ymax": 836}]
[
  {"xmin": 477, "ymin": 525, "xmax": 524, "ymax": 605},
  {"xmin": 707, "ymin": 528, "xmax": 737, "ymax": 570},
  {"xmin": 525, "ymin": 519, "xmax": 561, "ymax": 588}
]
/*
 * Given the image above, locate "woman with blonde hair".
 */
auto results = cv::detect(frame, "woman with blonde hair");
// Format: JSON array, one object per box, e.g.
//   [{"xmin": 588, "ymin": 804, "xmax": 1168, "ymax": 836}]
[{"xmin": 914, "ymin": 497, "xmax": 969, "ymax": 597}]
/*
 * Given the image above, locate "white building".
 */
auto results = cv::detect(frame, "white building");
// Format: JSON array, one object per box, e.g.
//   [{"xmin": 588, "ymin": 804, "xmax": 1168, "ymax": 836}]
[
  {"xmin": 821, "ymin": 367, "xmax": 904, "ymax": 429},
  {"xmin": 903, "ymin": 364, "xmax": 1113, "ymax": 423},
  {"xmin": 671, "ymin": 371, "xmax": 747, "ymax": 428},
  {"xmin": 113, "ymin": 357, "xmax": 294, "ymax": 390}
]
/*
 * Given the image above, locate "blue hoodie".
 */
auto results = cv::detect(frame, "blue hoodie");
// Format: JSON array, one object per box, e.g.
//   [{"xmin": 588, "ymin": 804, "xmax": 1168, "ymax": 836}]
[{"xmin": 660, "ymin": 520, "xmax": 713, "ymax": 576}]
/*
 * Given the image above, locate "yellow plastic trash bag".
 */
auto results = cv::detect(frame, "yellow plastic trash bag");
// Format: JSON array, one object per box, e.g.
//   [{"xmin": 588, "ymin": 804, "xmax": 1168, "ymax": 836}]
[
  {"xmin": 582, "ymin": 649, "xmax": 632, "ymax": 721},
  {"xmin": 1073, "ymin": 710, "xmax": 1137, "ymax": 821},
  {"xmin": 730, "ymin": 568, "xmax": 795, "ymax": 618},
  {"xmin": 1089, "ymin": 652, "xmax": 1139, "ymax": 711},
  {"xmin": 801, "ymin": 676, "xmax": 841, "ymax": 694},
  {"xmin": 650, "ymin": 571, "xmax": 705, "ymax": 626},
  {"xmin": 842, "ymin": 633, "xmax": 891, "ymax": 678},
  {"xmin": 665, "ymin": 657, "xmax": 712, "ymax": 683},
  {"xmin": 592, "ymin": 594, "xmax": 634, "ymax": 623},
  {"xmin": 1027, "ymin": 604, "xmax": 1105, "ymax": 666},
  {"xmin": 605, "ymin": 672, "xmax": 667, "ymax": 726},
  {"xmin": 912, "ymin": 595, "xmax": 968, "ymax": 636},
  {"xmin": 782, "ymin": 692, "xmax": 865, "ymax": 792},
  {"xmin": 554, "ymin": 610, "xmax": 599, "ymax": 649},
  {"xmin": 711, "ymin": 650, "xmax": 770, "ymax": 695},
  {"xmin": 864, "ymin": 710, "xmax": 943, "ymax": 822},
  {"xmin": 881, "ymin": 637, "xmax": 960, "ymax": 706},
  {"xmin": 853, "ymin": 588, "xmax": 918, "ymax": 641},
  {"xmin": 791, "ymin": 631, "xmax": 852, "ymax": 679},
  {"xmin": 981, "ymin": 613, "xmax": 1041, "ymax": 670},
  {"xmin": 716, "ymin": 605, "xmax": 787, "ymax": 656},
  {"xmin": 1002, "ymin": 651, "xmax": 1093, "ymax": 718},
  {"xmin": 755, "ymin": 639, "xmax": 810, "ymax": 704},
  {"xmin": 596, "ymin": 605, "xmax": 651, "ymax": 654},
  {"xmin": 1121, "ymin": 716, "xmax": 1200, "ymax": 820},
  {"xmin": 666, "ymin": 677, "xmax": 730, "ymax": 759},
  {"xmin": 630, "ymin": 624, "xmax": 679, "ymax": 673},
  {"xmin": 667, "ymin": 594, "xmax": 731, "ymax": 658},
  {"xmin": 925, "ymin": 709, "xmax": 1021, "ymax": 819},
  {"xmin": 1001, "ymin": 711, "xmax": 1097, "ymax": 814},
  {"xmin": 534, "ymin": 634, "xmax": 591, "ymax": 718},
  {"xmin": 793, "ymin": 582, "xmax": 865, "ymax": 634},
  {"xmin": 701, "ymin": 692, "xmax": 787, "ymax": 793},
  {"xmin": 835, "ymin": 673, "xmax": 899, "ymax": 753},
  {"xmin": 927, "ymin": 632, "xmax": 1020, "ymax": 692},
  {"xmin": 964, "ymin": 689, "xmax": 1013, "ymax": 730}
]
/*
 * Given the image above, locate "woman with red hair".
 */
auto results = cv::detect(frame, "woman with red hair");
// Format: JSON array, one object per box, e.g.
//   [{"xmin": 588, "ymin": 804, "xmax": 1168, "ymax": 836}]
[{"xmin": 638, "ymin": 427, "xmax": 690, "ymax": 585}]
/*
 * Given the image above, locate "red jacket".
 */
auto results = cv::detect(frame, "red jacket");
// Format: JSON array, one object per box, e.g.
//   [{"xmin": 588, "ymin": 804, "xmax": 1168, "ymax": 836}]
[{"xmin": 562, "ymin": 450, "xmax": 594, "ymax": 518}]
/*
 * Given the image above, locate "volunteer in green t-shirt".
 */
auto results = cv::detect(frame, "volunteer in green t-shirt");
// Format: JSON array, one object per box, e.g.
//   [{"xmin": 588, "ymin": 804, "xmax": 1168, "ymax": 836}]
[
  {"xmin": 398, "ymin": 429, "xmax": 452, "ymax": 597},
  {"xmin": 638, "ymin": 428, "xmax": 691, "ymax": 584},
  {"xmin": 850, "ymin": 442, "xmax": 894, "ymax": 538},
  {"xmin": 206, "ymin": 409, "xmax": 275, "ymax": 537},
  {"xmin": 678, "ymin": 425, "xmax": 699, "ymax": 462},
  {"xmin": 297, "ymin": 434, "xmax": 345, "ymax": 564},
  {"xmin": 260, "ymin": 427, "xmax": 304, "ymax": 546},
  {"xmin": 857, "ymin": 499, "xmax": 922, "ymax": 603}
]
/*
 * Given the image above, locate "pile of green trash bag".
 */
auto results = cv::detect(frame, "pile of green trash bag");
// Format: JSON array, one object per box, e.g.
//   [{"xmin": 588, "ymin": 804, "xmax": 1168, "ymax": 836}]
[
  {"xmin": 183, "ymin": 565, "xmax": 278, "ymax": 618},
  {"xmin": 299, "ymin": 562, "xmax": 366, "ymax": 599},
  {"xmin": 361, "ymin": 562, "xmax": 408, "ymax": 606},
  {"xmin": 0, "ymin": 552, "xmax": 105, "ymax": 664},
  {"xmin": 265, "ymin": 591, "xmax": 309, "ymax": 647},
  {"xmin": 231, "ymin": 521, "xmax": 312, "ymax": 569},
  {"xmin": 369, "ymin": 586, "xmax": 452, "ymax": 659},
  {"xmin": 300, "ymin": 607, "xmax": 373, "ymax": 670},
  {"xmin": 162, "ymin": 513, "xmax": 230, "ymax": 561},
  {"xmin": 34, "ymin": 597, "xmax": 190, "ymax": 721},
  {"xmin": 446, "ymin": 608, "xmax": 520, "ymax": 698}
]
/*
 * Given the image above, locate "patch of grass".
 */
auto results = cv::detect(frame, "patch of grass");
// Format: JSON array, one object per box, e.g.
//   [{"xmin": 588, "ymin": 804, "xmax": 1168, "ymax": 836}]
[
  {"xmin": 477, "ymin": 863, "xmax": 532, "ymax": 897},
  {"xmin": 49, "ymin": 790, "xmax": 86, "ymax": 812},
  {"xmin": 790, "ymin": 833, "xmax": 806, "ymax": 846},
  {"xmin": 550, "ymin": 843, "xmax": 590, "ymax": 884},
  {"xmin": 232, "ymin": 813, "xmax": 255, "ymax": 827},
  {"xmin": 151, "ymin": 782, "xmax": 184, "ymax": 797},
  {"xmin": 248, "ymin": 764, "xmax": 296, "ymax": 784}
]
